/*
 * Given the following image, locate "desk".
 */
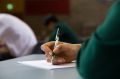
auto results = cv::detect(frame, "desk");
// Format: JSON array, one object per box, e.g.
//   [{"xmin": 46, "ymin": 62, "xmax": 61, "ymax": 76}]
[{"xmin": 0, "ymin": 54, "xmax": 82, "ymax": 79}]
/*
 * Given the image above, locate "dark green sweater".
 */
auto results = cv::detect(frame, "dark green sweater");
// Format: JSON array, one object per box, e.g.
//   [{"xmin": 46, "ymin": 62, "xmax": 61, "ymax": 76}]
[
  {"xmin": 77, "ymin": 1, "xmax": 120, "ymax": 79},
  {"xmin": 49, "ymin": 22, "xmax": 79, "ymax": 44}
]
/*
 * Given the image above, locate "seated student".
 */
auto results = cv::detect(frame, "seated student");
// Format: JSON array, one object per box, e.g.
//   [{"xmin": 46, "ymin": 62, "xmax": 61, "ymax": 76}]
[
  {"xmin": 41, "ymin": 0, "xmax": 120, "ymax": 79},
  {"xmin": 44, "ymin": 15, "xmax": 79, "ymax": 44},
  {"xmin": 0, "ymin": 13, "xmax": 42, "ymax": 59}
]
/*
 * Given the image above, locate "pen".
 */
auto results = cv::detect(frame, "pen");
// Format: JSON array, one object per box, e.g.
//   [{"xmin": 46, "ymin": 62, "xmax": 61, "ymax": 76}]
[{"xmin": 52, "ymin": 28, "xmax": 60, "ymax": 63}]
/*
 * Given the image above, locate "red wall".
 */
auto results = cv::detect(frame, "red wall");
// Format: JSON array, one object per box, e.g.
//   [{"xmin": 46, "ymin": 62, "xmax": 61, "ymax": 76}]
[{"xmin": 25, "ymin": 0, "xmax": 70, "ymax": 15}]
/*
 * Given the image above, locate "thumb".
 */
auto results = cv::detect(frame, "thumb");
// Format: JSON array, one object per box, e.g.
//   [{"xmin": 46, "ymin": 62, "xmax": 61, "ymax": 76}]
[
  {"xmin": 52, "ymin": 57, "xmax": 66, "ymax": 65},
  {"xmin": 53, "ymin": 44, "xmax": 63, "ymax": 55}
]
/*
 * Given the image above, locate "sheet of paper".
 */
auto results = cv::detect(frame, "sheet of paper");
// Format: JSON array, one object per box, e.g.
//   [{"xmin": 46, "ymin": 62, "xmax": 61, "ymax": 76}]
[{"xmin": 18, "ymin": 60, "xmax": 76, "ymax": 70}]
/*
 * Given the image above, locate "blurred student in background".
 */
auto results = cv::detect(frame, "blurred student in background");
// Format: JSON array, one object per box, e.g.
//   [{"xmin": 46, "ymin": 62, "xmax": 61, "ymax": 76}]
[
  {"xmin": 0, "ymin": 14, "xmax": 42, "ymax": 60},
  {"xmin": 43, "ymin": 15, "xmax": 79, "ymax": 44}
]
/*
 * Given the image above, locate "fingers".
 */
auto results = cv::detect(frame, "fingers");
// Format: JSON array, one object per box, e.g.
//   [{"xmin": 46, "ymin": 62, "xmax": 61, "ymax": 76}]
[
  {"xmin": 41, "ymin": 42, "xmax": 54, "ymax": 63},
  {"xmin": 41, "ymin": 45, "xmax": 52, "ymax": 54},
  {"xmin": 41, "ymin": 41, "xmax": 65, "ymax": 64},
  {"xmin": 41, "ymin": 41, "xmax": 63, "ymax": 54},
  {"xmin": 45, "ymin": 54, "xmax": 52, "ymax": 63},
  {"xmin": 52, "ymin": 56, "xmax": 66, "ymax": 65},
  {"xmin": 53, "ymin": 44, "xmax": 64, "ymax": 55},
  {"xmin": 41, "ymin": 42, "xmax": 54, "ymax": 54}
]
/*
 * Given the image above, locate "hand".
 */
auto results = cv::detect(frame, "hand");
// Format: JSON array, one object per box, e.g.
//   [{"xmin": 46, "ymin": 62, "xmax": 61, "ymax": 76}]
[{"xmin": 41, "ymin": 41, "xmax": 81, "ymax": 65}]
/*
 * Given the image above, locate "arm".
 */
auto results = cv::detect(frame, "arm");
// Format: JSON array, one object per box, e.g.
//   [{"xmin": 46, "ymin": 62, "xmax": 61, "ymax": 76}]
[{"xmin": 77, "ymin": 1, "xmax": 120, "ymax": 79}]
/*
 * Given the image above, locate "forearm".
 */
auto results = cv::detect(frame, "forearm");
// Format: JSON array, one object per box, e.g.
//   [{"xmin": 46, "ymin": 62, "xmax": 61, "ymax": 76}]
[
  {"xmin": 76, "ymin": 1, "xmax": 120, "ymax": 78},
  {"xmin": 96, "ymin": 0, "xmax": 120, "ymax": 41},
  {"xmin": 72, "ymin": 44, "xmax": 81, "ymax": 60}
]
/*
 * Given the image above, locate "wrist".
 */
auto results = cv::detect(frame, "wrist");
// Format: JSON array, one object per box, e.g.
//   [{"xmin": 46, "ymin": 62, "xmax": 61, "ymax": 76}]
[
  {"xmin": 72, "ymin": 44, "xmax": 81, "ymax": 59},
  {"xmin": 74, "ymin": 44, "xmax": 81, "ymax": 51}
]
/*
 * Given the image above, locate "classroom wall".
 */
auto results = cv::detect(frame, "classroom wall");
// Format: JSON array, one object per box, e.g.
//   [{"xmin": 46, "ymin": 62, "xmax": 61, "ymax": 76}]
[{"xmin": 21, "ymin": 0, "xmax": 113, "ymax": 40}]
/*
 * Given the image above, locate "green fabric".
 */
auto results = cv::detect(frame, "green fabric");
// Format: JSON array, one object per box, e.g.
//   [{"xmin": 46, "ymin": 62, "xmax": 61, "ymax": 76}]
[
  {"xmin": 77, "ymin": 1, "xmax": 120, "ymax": 79},
  {"xmin": 48, "ymin": 22, "xmax": 79, "ymax": 44}
]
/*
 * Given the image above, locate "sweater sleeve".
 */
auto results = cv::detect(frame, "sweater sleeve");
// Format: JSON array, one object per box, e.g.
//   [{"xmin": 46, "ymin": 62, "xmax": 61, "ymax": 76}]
[{"xmin": 77, "ymin": 1, "xmax": 120, "ymax": 79}]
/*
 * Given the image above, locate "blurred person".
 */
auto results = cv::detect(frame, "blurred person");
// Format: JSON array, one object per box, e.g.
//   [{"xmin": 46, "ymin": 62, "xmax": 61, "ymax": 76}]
[
  {"xmin": 44, "ymin": 15, "xmax": 79, "ymax": 44},
  {"xmin": 41, "ymin": 0, "xmax": 120, "ymax": 79},
  {"xmin": 0, "ymin": 13, "xmax": 42, "ymax": 59}
]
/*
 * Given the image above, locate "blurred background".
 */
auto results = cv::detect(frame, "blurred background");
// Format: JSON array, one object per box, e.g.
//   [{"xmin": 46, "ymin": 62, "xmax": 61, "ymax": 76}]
[
  {"xmin": 0, "ymin": 0, "xmax": 115, "ymax": 40},
  {"xmin": 0, "ymin": 0, "xmax": 115, "ymax": 59}
]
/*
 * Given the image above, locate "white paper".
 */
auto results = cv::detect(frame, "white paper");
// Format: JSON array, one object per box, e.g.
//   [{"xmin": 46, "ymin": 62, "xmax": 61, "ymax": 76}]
[{"xmin": 18, "ymin": 60, "xmax": 76, "ymax": 70}]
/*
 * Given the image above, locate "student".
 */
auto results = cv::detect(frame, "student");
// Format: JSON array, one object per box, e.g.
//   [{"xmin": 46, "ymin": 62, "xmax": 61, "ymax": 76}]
[
  {"xmin": 0, "ymin": 14, "xmax": 42, "ymax": 58},
  {"xmin": 41, "ymin": 0, "xmax": 120, "ymax": 79},
  {"xmin": 44, "ymin": 15, "xmax": 79, "ymax": 44}
]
